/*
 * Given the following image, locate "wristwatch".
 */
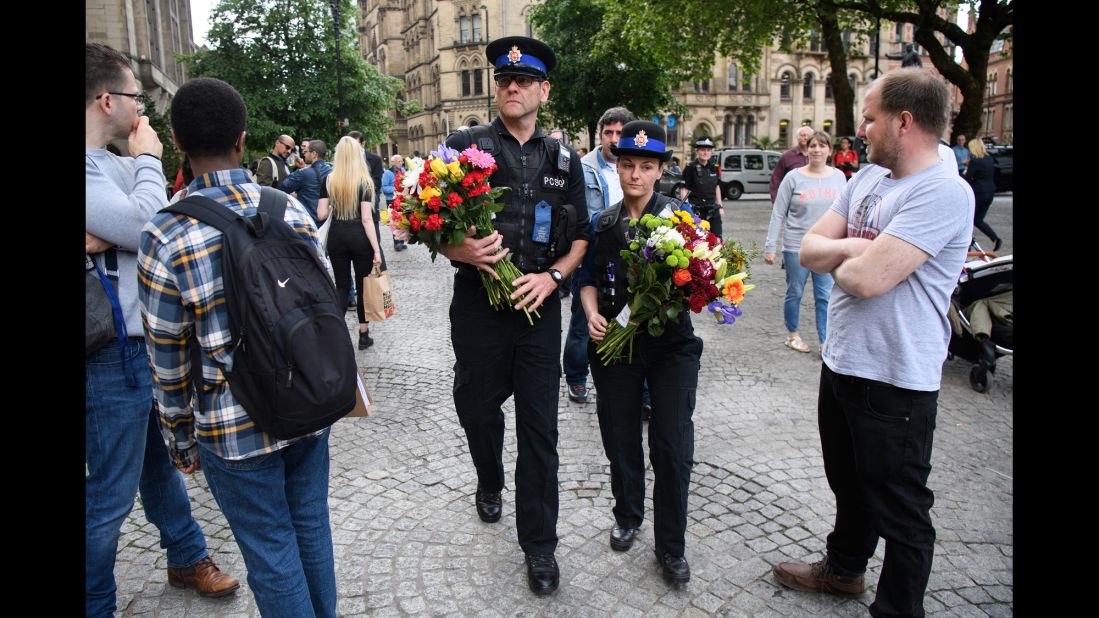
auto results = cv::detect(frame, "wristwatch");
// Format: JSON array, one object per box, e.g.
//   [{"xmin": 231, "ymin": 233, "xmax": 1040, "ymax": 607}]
[{"xmin": 547, "ymin": 268, "xmax": 563, "ymax": 287}]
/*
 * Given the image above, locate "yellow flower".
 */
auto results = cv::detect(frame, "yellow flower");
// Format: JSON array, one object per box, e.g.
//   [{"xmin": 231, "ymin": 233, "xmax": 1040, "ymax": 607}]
[
  {"xmin": 446, "ymin": 160, "xmax": 464, "ymax": 180},
  {"xmin": 429, "ymin": 157, "xmax": 449, "ymax": 179},
  {"xmin": 380, "ymin": 209, "xmax": 391, "ymax": 224},
  {"xmin": 419, "ymin": 185, "xmax": 441, "ymax": 201},
  {"xmin": 699, "ymin": 219, "xmax": 711, "ymax": 231}
]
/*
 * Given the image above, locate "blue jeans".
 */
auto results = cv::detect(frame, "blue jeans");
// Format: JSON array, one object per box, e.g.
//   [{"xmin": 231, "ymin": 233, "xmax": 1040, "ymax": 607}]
[
  {"xmin": 783, "ymin": 250, "xmax": 833, "ymax": 344},
  {"xmin": 86, "ymin": 338, "xmax": 207, "ymax": 618},
  {"xmin": 200, "ymin": 430, "xmax": 336, "ymax": 618},
  {"xmin": 562, "ymin": 277, "xmax": 590, "ymax": 386},
  {"xmin": 818, "ymin": 364, "xmax": 938, "ymax": 618}
]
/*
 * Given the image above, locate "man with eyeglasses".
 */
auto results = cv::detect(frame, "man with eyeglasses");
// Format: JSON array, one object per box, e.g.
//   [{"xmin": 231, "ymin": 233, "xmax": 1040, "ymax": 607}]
[
  {"xmin": 256, "ymin": 135, "xmax": 294, "ymax": 188},
  {"xmin": 85, "ymin": 42, "xmax": 240, "ymax": 618},
  {"xmin": 441, "ymin": 35, "xmax": 588, "ymax": 597}
]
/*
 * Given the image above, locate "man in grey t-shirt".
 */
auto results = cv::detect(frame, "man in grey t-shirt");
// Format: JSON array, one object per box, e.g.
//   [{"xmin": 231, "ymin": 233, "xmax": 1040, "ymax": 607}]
[{"xmin": 773, "ymin": 69, "xmax": 974, "ymax": 618}]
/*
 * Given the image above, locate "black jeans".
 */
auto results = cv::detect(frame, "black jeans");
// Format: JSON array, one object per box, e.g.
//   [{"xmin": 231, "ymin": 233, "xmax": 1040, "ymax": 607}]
[
  {"xmin": 972, "ymin": 190, "xmax": 999, "ymax": 244},
  {"xmin": 450, "ymin": 274, "xmax": 561, "ymax": 555},
  {"xmin": 588, "ymin": 325, "xmax": 701, "ymax": 557},
  {"xmin": 818, "ymin": 364, "xmax": 938, "ymax": 618}
]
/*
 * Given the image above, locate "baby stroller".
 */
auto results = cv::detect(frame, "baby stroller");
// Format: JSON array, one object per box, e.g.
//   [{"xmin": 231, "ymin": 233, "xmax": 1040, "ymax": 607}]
[{"xmin": 947, "ymin": 242, "xmax": 1013, "ymax": 393}]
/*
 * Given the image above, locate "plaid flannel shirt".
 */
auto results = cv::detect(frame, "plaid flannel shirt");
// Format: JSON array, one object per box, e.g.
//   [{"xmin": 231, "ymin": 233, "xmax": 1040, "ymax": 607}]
[{"xmin": 137, "ymin": 169, "xmax": 325, "ymax": 467}]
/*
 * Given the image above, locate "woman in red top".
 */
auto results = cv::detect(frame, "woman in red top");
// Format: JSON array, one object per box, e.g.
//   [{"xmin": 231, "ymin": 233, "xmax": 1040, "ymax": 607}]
[{"xmin": 833, "ymin": 137, "xmax": 859, "ymax": 179}]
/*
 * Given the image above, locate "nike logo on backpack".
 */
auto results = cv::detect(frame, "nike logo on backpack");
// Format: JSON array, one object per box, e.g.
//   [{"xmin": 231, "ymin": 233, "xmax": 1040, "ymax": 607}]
[{"xmin": 278, "ymin": 278, "xmax": 289, "ymax": 287}]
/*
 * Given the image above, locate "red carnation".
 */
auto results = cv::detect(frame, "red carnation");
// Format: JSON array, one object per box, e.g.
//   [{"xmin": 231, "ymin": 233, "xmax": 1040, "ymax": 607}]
[
  {"xmin": 428, "ymin": 195, "xmax": 443, "ymax": 212},
  {"xmin": 688, "ymin": 258, "xmax": 714, "ymax": 280},
  {"xmin": 459, "ymin": 154, "xmax": 469, "ymax": 163},
  {"xmin": 425, "ymin": 214, "xmax": 443, "ymax": 231},
  {"xmin": 707, "ymin": 232, "xmax": 720, "ymax": 247},
  {"xmin": 688, "ymin": 292, "xmax": 708, "ymax": 313},
  {"xmin": 391, "ymin": 194, "xmax": 403, "ymax": 209},
  {"xmin": 394, "ymin": 171, "xmax": 403, "ymax": 186},
  {"xmin": 447, "ymin": 192, "xmax": 463, "ymax": 207},
  {"xmin": 410, "ymin": 216, "xmax": 422, "ymax": 232}
]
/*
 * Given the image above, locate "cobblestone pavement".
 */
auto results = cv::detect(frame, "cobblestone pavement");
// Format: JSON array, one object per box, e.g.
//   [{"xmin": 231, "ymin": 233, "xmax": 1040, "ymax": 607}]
[{"xmin": 112, "ymin": 194, "xmax": 1013, "ymax": 617}]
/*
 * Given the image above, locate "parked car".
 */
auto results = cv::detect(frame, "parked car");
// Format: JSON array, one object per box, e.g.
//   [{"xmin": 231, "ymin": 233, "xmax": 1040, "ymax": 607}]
[
  {"xmin": 714, "ymin": 148, "xmax": 783, "ymax": 200},
  {"xmin": 986, "ymin": 145, "xmax": 1012, "ymax": 192},
  {"xmin": 657, "ymin": 168, "xmax": 685, "ymax": 198}
]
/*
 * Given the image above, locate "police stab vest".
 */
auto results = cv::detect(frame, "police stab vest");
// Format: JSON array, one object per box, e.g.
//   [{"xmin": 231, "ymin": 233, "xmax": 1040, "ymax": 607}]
[
  {"xmin": 688, "ymin": 160, "xmax": 719, "ymax": 203},
  {"xmin": 592, "ymin": 192, "xmax": 683, "ymax": 318},
  {"xmin": 452, "ymin": 124, "xmax": 577, "ymax": 274}
]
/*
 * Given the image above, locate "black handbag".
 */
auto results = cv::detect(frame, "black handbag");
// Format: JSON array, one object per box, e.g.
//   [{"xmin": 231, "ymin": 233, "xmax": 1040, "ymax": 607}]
[{"xmin": 86, "ymin": 251, "xmax": 119, "ymax": 355}]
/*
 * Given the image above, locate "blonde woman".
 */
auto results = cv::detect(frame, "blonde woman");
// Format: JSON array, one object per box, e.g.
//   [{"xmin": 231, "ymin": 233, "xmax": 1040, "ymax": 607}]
[
  {"xmin": 318, "ymin": 135, "xmax": 382, "ymax": 349},
  {"xmin": 964, "ymin": 139, "xmax": 1001, "ymax": 251}
]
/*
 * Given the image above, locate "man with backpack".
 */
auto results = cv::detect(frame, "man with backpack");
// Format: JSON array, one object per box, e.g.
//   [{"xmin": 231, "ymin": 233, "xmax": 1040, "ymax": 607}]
[
  {"xmin": 256, "ymin": 134, "xmax": 295, "ymax": 188},
  {"xmin": 138, "ymin": 77, "xmax": 353, "ymax": 617}
]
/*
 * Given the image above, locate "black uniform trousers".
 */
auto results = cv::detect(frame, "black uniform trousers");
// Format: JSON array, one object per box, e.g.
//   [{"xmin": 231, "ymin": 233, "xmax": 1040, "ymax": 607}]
[
  {"xmin": 328, "ymin": 219, "xmax": 376, "ymax": 325},
  {"xmin": 450, "ymin": 272, "xmax": 561, "ymax": 555},
  {"xmin": 588, "ymin": 324, "xmax": 702, "ymax": 558},
  {"xmin": 818, "ymin": 363, "xmax": 937, "ymax": 618},
  {"xmin": 692, "ymin": 198, "xmax": 723, "ymax": 239}
]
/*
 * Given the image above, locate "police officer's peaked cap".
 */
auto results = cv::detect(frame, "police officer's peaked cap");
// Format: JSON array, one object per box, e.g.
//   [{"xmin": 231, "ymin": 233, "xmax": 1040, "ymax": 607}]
[
  {"xmin": 486, "ymin": 36, "xmax": 556, "ymax": 79},
  {"xmin": 610, "ymin": 121, "xmax": 673, "ymax": 162},
  {"xmin": 694, "ymin": 137, "xmax": 716, "ymax": 149}
]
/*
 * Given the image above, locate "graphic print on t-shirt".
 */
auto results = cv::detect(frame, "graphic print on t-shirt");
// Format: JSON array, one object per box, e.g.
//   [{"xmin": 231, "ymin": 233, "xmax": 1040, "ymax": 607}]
[{"xmin": 849, "ymin": 193, "xmax": 882, "ymax": 240}]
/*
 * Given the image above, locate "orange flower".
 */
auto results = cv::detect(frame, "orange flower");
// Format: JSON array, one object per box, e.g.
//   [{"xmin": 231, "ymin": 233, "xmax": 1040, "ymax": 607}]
[
  {"xmin": 722, "ymin": 278, "xmax": 746, "ymax": 304},
  {"xmin": 673, "ymin": 268, "xmax": 692, "ymax": 286}
]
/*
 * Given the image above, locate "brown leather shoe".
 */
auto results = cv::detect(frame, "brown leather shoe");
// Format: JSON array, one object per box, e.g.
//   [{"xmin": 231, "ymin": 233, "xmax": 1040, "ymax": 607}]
[
  {"xmin": 167, "ymin": 556, "xmax": 241, "ymax": 598},
  {"xmin": 773, "ymin": 559, "xmax": 866, "ymax": 596}
]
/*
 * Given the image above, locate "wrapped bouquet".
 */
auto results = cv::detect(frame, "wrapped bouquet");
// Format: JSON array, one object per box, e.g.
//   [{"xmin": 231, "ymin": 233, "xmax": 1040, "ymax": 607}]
[
  {"xmin": 596, "ymin": 208, "xmax": 757, "ymax": 363},
  {"xmin": 387, "ymin": 144, "xmax": 539, "ymax": 323}
]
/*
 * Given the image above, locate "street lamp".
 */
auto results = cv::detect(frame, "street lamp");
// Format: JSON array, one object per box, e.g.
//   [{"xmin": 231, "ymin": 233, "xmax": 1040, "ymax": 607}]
[
  {"xmin": 481, "ymin": 5, "xmax": 491, "ymax": 124},
  {"xmin": 329, "ymin": 0, "xmax": 345, "ymax": 136}
]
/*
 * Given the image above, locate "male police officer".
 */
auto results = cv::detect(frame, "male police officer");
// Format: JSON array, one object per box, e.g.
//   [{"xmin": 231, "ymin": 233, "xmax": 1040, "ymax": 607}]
[
  {"xmin": 680, "ymin": 137, "xmax": 723, "ymax": 236},
  {"xmin": 441, "ymin": 35, "xmax": 588, "ymax": 596}
]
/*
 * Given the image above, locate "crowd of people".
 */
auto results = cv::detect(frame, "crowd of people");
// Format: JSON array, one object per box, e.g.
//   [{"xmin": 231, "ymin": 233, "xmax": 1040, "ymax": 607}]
[{"xmin": 88, "ymin": 33, "xmax": 981, "ymax": 617}]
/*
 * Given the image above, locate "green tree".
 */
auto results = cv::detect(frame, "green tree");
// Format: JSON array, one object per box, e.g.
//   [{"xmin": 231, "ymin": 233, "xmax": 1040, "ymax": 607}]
[
  {"xmin": 144, "ymin": 95, "xmax": 182, "ymax": 184},
  {"xmin": 181, "ymin": 0, "xmax": 408, "ymax": 157},
  {"xmin": 834, "ymin": 0, "xmax": 1014, "ymax": 141},
  {"xmin": 603, "ymin": 0, "xmax": 873, "ymax": 138},
  {"xmin": 529, "ymin": 0, "xmax": 687, "ymax": 150}
]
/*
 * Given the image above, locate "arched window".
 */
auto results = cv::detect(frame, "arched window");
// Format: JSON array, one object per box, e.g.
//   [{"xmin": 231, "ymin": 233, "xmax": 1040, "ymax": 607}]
[
  {"xmin": 474, "ymin": 67, "xmax": 483, "ymax": 95},
  {"xmin": 779, "ymin": 119, "xmax": 790, "ymax": 147},
  {"xmin": 735, "ymin": 115, "xmax": 745, "ymax": 146},
  {"xmin": 743, "ymin": 73, "xmax": 752, "ymax": 92},
  {"xmin": 723, "ymin": 114, "xmax": 734, "ymax": 145},
  {"xmin": 745, "ymin": 116, "xmax": 755, "ymax": 144},
  {"xmin": 461, "ymin": 70, "xmax": 471, "ymax": 97},
  {"xmin": 727, "ymin": 64, "xmax": 738, "ymax": 91},
  {"xmin": 803, "ymin": 73, "xmax": 814, "ymax": 100},
  {"xmin": 810, "ymin": 30, "xmax": 821, "ymax": 52},
  {"xmin": 825, "ymin": 74, "xmax": 833, "ymax": 100},
  {"xmin": 780, "ymin": 72, "xmax": 792, "ymax": 100}
]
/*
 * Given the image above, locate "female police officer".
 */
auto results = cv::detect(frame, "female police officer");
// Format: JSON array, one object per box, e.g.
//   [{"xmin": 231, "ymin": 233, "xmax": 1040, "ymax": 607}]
[{"xmin": 578, "ymin": 120, "xmax": 703, "ymax": 586}]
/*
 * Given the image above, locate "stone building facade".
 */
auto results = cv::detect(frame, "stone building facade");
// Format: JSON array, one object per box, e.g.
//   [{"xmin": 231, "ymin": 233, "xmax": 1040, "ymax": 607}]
[
  {"xmin": 86, "ymin": 0, "xmax": 196, "ymax": 113},
  {"xmin": 356, "ymin": 1, "xmax": 956, "ymax": 161}
]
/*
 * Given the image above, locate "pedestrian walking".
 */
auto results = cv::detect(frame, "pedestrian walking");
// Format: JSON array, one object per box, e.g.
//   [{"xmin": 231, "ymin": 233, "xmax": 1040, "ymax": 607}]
[
  {"xmin": 763, "ymin": 130, "xmax": 846, "ymax": 354},
  {"xmin": 580, "ymin": 120, "xmax": 702, "ymax": 586},
  {"xmin": 440, "ymin": 35, "xmax": 589, "ymax": 596}
]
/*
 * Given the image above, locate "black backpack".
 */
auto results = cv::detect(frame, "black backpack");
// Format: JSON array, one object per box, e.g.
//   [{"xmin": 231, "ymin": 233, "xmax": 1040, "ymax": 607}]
[{"xmin": 161, "ymin": 187, "xmax": 358, "ymax": 439}]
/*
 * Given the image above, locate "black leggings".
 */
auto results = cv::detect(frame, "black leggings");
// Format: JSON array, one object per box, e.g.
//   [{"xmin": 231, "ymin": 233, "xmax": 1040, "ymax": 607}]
[
  {"xmin": 328, "ymin": 219, "xmax": 376, "ymax": 325},
  {"xmin": 972, "ymin": 191, "xmax": 999, "ymax": 244}
]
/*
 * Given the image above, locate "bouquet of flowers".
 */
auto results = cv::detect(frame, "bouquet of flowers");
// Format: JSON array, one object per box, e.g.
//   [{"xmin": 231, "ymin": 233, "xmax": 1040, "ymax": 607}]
[
  {"xmin": 595, "ymin": 208, "xmax": 758, "ymax": 364},
  {"xmin": 387, "ymin": 144, "xmax": 539, "ymax": 323}
]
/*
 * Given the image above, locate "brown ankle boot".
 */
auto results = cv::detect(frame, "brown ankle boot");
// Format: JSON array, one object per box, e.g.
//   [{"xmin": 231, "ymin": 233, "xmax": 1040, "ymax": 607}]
[{"xmin": 167, "ymin": 556, "xmax": 241, "ymax": 598}]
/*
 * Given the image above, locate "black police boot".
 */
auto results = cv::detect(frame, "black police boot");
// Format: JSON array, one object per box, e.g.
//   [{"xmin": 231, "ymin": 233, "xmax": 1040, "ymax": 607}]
[
  {"xmin": 655, "ymin": 550, "xmax": 690, "ymax": 585},
  {"xmin": 358, "ymin": 330, "xmax": 374, "ymax": 350},
  {"xmin": 475, "ymin": 486, "xmax": 502, "ymax": 523},
  {"xmin": 525, "ymin": 553, "xmax": 559, "ymax": 596},
  {"xmin": 610, "ymin": 524, "xmax": 639, "ymax": 552}
]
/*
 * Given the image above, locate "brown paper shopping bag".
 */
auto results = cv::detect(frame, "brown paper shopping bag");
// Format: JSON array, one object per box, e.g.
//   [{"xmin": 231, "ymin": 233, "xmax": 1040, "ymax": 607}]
[{"xmin": 361, "ymin": 265, "xmax": 396, "ymax": 322}]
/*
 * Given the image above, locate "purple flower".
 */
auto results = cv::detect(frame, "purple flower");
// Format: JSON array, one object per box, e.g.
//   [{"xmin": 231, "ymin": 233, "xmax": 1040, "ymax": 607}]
[{"xmin": 430, "ymin": 144, "xmax": 460, "ymax": 164}]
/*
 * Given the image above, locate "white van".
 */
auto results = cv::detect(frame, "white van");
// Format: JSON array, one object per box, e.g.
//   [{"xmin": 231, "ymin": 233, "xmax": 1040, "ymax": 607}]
[{"xmin": 715, "ymin": 148, "xmax": 783, "ymax": 200}]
